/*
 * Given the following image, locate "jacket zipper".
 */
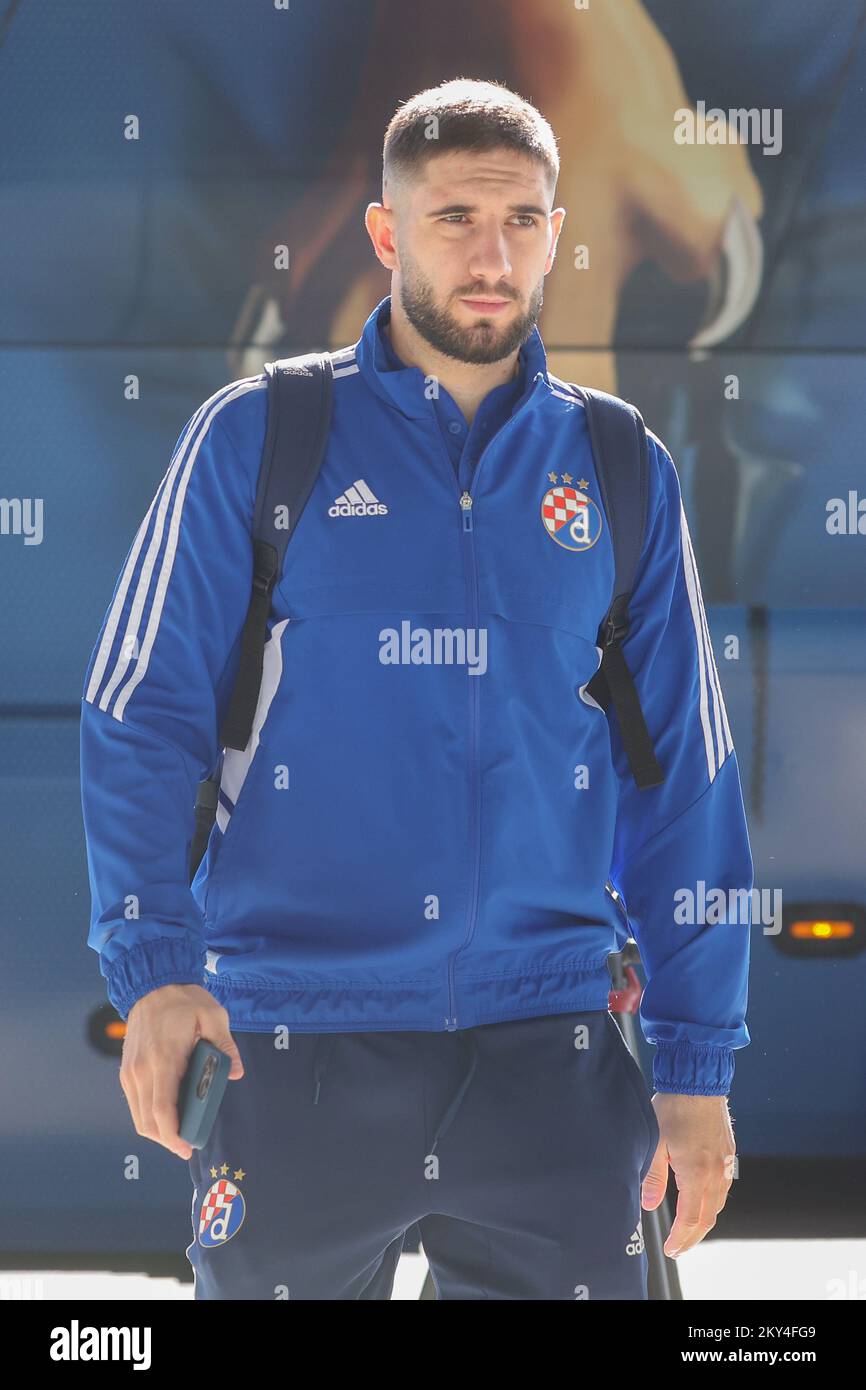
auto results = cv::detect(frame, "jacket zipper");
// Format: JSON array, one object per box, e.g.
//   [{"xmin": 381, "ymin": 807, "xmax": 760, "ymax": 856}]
[{"xmin": 440, "ymin": 377, "xmax": 545, "ymax": 1030}]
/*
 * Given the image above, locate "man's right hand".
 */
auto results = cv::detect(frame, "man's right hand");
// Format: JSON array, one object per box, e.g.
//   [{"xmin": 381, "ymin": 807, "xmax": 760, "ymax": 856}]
[{"xmin": 120, "ymin": 984, "xmax": 245, "ymax": 1160}]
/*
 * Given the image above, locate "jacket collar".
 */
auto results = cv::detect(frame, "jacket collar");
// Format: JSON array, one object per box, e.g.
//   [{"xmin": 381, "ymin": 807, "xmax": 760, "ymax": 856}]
[{"xmin": 354, "ymin": 293, "xmax": 551, "ymax": 421}]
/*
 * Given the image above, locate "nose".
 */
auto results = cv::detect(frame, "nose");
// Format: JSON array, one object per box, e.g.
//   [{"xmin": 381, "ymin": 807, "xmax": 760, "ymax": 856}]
[{"xmin": 466, "ymin": 220, "xmax": 513, "ymax": 288}]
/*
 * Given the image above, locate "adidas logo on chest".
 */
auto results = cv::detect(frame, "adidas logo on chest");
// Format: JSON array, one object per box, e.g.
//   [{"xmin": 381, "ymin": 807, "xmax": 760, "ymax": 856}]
[{"xmin": 328, "ymin": 479, "xmax": 389, "ymax": 517}]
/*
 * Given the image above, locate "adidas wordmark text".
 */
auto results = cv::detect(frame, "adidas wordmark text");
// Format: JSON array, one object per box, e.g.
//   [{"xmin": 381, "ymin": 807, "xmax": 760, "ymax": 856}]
[{"xmin": 329, "ymin": 479, "xmax": 388, "ymax": 517}]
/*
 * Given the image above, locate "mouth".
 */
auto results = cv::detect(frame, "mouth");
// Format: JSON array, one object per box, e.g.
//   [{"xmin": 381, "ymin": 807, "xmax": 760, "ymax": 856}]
[{"xmin": 459, "ymin": 297, "xmax": 511, "ymax": 315}]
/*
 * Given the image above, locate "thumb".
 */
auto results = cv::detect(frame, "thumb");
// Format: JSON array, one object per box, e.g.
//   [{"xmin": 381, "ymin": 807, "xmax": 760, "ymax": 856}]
[
  {"xmin": 203, "ymin": 1025, "xmax": 245, "ymax": 1080},
  {"xmin": 628, "ymin": 132, "xmax": 763, "ymax": 284},
  {"xmin": 641, "ymin": 1144, "xmax": 669, "ymax": 1211}
]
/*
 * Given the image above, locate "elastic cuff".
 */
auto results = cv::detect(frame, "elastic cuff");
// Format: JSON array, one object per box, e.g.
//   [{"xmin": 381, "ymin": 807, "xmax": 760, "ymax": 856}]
[
  {"xmin": 652, "ymin": 1040, "xmax": 733, "ymax": 1096},
  {"xmin": 105, "ymin": 936, "xmax": 206, "ymax": 1020}
]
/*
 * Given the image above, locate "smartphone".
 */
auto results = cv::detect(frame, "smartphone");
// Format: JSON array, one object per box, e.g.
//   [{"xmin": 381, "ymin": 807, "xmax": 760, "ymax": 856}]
[{"xmin": 177, "ymin": 1038, "xmax": 232, "ymax": 1149}]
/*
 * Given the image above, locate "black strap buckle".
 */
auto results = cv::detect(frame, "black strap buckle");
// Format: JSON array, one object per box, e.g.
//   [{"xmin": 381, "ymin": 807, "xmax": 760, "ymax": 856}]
[{"xmin": 602, "ymin": 612, "xmax": 629, "ymax": 646}]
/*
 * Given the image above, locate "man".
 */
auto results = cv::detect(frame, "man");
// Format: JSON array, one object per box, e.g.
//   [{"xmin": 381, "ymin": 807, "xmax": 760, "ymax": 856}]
[{"xmin": 80, "ymin": 79, "xmax": 753, "ymax": 1300}]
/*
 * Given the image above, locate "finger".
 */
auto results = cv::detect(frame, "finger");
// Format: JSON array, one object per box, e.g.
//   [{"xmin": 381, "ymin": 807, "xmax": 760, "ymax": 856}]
[
  {"xmin": 152, "ymin": 1062, "xmax": 193, "ymax": 1160},
  {"xmin": 713, "ymin": 1168, "xmax": 734, "ymax": 1219},
  {"xmin": 689, "ymin": 195, "xmax": 764, "ymax": 349},
  {"xmin": 139, "ymin": 1051, "xmax": 183, "ymax": 1154},
  {"xmin": 137, "ymin": 1059, "xmax": 159, "ymax": 1146},
  {"xmin": 663, "ymin": 1169, "xmax": 711, "ymax": 1257},
  {"xmin": 198, "ymin": 1005, "xmax": 245, "ymax": 1080},
  {"xmin": 206, "ymin": 1024, "xmax": 244, "ymax": 1081},
  {"xmin": 674, "ymin": 1190, "xmax": 719, "ymax": 1258},
  {"xmin": 119, "ymin": 1058, "xmax": 144, "ymax": 1138},
  {"xmin": 641, "ymin": 1137, "xmax": 669, "ymax": 1211}
]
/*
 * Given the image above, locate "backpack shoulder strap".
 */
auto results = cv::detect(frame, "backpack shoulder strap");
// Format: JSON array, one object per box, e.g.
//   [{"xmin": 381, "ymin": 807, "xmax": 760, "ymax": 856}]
[
  {"xmin": 568, "ymin": 383, "xmax": 666, "ymax": 790},
  {"xmin": 256, "ymin": 352, "xmax": 336, "ymax": 571},
  {"xmin": 190, "ymin": 352, "xmax": 333, "ymax": 883},
  {"xmin": 220, "ymin": 351, "xmax": 334, "ymax": 752}
]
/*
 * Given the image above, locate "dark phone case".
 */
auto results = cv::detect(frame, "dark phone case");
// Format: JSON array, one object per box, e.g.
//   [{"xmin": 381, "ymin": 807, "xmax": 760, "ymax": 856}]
[{"xmin": 177, "ymin": 1038, "xmax": 232, "ymax": 1149}]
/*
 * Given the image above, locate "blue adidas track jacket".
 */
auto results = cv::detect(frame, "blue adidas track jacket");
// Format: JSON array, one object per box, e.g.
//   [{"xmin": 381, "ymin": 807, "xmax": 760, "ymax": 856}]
[{"xmin": 80, "ymin": 294, "xmax": 754, "ymax": 1096}]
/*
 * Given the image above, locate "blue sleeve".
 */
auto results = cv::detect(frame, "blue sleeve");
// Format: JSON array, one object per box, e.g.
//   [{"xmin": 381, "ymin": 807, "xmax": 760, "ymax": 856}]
[
  {"xmin": 608, "ymin": 430, "xmax": 754, "ymax": 1097},
  {"xmin": 79, "ymin": 378, "xmax": 264, "ymax": 1019}
]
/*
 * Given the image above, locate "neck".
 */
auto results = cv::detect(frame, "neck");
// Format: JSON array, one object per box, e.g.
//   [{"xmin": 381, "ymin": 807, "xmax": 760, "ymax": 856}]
[{"xmin": 384, "ymin": 298, "xmax": 520, "ymax": 429}]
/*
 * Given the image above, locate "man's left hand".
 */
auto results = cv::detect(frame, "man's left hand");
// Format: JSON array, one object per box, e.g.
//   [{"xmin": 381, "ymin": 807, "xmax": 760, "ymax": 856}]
[{"xmin": 641, "ymin": 1094, "xmax": 737, "ymax": 1259}]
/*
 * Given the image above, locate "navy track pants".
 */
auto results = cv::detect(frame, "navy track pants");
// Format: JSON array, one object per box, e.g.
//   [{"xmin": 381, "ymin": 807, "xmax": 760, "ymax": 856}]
[{"xmin": 186, "ymin": 1008, "xmax": 661, "ymax": 1300}]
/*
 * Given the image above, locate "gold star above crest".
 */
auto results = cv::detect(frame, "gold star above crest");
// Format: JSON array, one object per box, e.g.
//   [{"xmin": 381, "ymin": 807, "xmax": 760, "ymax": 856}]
[
  {"xmin": 210, "ymin": 1166, "xmax": 218, "ymax": 1178},
  {"xmin": 547, "ymin": 471, "xmax": 558, "ymax": 484},
  {"xmin": 562, "ymin": 472, "xmax": 573, "ymax": 484},
  {"xmin": 233, "ymin": 1168, "xmax": 246, "ymax": 1182},
  {"xmin": 220, "ymin": 1162, "xmax": 230, "ymax": 1176},
  {"xmin": 578, "ymin": 478, "xmax": 589, "ymax": 489}
]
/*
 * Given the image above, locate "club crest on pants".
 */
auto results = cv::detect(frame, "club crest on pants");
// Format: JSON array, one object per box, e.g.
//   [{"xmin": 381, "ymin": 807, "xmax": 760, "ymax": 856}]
[
  {"xmin": 198, "ymin": 1168, "xmax": 246, "ymax": 1247},
  {"xmin": 541, "ymin": 479, "xmax": 603, "ymax": 551}
]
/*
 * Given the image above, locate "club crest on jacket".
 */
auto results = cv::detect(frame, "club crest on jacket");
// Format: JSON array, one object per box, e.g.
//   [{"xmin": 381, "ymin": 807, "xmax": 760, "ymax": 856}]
[{"xmin": 541, "ymin": 474, "xmax": 603, "ymax": 551}]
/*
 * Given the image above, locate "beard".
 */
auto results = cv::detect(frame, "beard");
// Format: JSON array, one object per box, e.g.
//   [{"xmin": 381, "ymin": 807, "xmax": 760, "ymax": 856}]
[{"xmin": 396, "ymin": 261, "xmax": 544, "ymax": 365}]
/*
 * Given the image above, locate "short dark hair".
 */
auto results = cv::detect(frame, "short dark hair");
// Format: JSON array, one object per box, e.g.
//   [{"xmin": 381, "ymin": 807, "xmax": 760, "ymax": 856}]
[{"xmin": 383, "ymin": 78, "xmax": 559, "ymax": 204}]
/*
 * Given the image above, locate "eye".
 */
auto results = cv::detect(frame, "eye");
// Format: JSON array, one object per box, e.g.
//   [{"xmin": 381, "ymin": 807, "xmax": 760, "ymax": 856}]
[{"xmin": 438, "ymin": 214, "xmax": 539, "ymax": 227}]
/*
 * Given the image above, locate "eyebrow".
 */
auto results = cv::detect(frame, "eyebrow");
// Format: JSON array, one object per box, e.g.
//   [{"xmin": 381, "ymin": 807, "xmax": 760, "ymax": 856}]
[{"xmin": 426, "ymin": 202, "xmax": 548, "ymax": 218}]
